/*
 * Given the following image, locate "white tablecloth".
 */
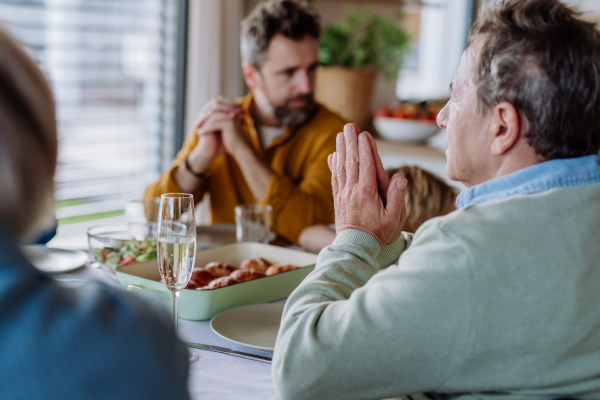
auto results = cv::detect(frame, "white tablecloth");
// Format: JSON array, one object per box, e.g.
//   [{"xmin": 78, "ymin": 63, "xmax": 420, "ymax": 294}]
[{"xmin": 57, "ymin": 265, "xmax": 281, "ymax": 400}]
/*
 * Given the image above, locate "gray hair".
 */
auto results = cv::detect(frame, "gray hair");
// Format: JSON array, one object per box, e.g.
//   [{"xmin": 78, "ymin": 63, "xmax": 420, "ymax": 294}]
[
  {"xmin": 0, "ymin": 28, "xmax": 57, "ymax": 241},
  {"xmin": 240, "ymin": 0, "xmax": 321, "ymax": 69},
  {"xmin": 470, "ymin": 0, "xmax": 600, "ymax": 159}
]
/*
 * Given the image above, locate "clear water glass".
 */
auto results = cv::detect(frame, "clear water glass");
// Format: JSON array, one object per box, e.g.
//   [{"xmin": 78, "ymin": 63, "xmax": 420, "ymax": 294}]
[
  {"xmin": 235, "ymin": 204, "xmax": 272, "ymax": 243},
  {"xmin": 126, "ymin": 197, "xmax": 160, "ymax": 240}
]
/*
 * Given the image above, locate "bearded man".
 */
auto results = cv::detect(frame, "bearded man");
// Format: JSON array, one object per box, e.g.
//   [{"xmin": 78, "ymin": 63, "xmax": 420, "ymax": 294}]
[{"xmin": 146, "ymin": 0, "xmax": 345, "ymax": 245}]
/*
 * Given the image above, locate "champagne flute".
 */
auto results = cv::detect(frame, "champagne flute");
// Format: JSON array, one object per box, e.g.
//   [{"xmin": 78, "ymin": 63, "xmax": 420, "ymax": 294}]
[{"xmin": 157, "ymin": 193, "xmax": 198, "ymax": 362}]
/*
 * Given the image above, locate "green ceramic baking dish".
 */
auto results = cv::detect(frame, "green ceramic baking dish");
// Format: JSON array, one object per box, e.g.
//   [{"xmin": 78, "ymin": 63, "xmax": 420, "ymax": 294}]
[{"xmin": 115, "ymin": 242, "xmax": 318, "ymax": 320}]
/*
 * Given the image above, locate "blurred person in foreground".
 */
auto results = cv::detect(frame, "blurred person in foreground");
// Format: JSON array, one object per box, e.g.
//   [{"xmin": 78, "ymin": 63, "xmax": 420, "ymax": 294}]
[
  {"xmin": 0, "ymin": 28, "xmax": 189, "ymax": 399},
  {"xmin": 273, "ymin": 1, "xmax": 600, "ymax": 399},
  {"xmin": 145, "ymin": 0, "xmax": 345, "ymax": 245},
  {"xmin": 298, "ymin": 166, "xmax": 457, "ymax": 253}
]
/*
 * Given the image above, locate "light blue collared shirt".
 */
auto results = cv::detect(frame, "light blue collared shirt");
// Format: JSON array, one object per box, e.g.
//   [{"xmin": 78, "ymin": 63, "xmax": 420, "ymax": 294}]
[{"xmin": 456, "ymin": 154, "xmax": 600, "ymax": 208}]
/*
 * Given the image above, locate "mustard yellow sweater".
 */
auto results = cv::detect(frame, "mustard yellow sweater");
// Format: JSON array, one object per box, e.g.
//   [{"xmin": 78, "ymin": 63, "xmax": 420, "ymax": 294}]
[{"xmin": 145, "ymin": 92, "xmax": 345, "ymax": 244}]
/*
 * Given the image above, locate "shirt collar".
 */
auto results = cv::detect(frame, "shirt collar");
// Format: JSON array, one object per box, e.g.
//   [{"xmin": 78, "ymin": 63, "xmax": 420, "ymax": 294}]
[
  {"xmin": 456, "ymin": 154, "xmax": 600, "ymax": 208},
  {"xmin": 240, "ymin": 92, "xmax": 292, "ymax": 155},
  {"xmin": 240, "ymin": 91, "xmax": 322, "ymax": 153}
]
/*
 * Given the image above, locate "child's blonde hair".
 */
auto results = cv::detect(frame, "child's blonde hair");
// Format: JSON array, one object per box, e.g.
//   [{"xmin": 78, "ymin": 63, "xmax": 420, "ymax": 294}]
[{"xmin": 386, "ymin": 166, "xmax": 457, "ymax": 233}]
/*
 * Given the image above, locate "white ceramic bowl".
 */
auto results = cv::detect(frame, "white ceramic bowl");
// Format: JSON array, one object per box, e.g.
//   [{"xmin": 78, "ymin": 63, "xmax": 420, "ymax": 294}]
[{"xmin": 374, "ymin": 116, "xmax": 441, "ymax": 143}]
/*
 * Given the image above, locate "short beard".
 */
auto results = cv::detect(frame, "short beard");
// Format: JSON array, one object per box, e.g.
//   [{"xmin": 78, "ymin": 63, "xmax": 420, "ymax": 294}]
[
  {"xmin": 271, "ymin": 94, "xmax": 318, "ymax": 125},
  {"xmin": 257, "ymin": 78, "xmax": 318, "ymax": 125}
]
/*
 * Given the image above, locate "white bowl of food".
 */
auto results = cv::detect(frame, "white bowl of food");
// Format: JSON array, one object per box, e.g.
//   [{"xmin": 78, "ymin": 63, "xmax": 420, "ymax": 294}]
[
  {"xmin": 374, "ymin": 116, "xmax": 441, "ymax": 143},
  {"xmin": 373, "ymin": 100, "xmax": 445, "ymax": 143}
]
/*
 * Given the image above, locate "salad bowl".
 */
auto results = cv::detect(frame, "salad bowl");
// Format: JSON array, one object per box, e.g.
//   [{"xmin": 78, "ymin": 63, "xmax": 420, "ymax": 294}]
[{"xmin": 87, "ymin": 224, "xmax": 157, "ymax": 272}]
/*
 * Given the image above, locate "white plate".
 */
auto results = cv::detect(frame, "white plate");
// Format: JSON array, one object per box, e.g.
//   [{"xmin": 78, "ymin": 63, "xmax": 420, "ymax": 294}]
[
  {"xmin": 210, "ymin": 302, "xmax": 285, "ymax": 351},
  {"xmin": 22, "ymin": 245, "xmax": 88, "ymax": 273}
]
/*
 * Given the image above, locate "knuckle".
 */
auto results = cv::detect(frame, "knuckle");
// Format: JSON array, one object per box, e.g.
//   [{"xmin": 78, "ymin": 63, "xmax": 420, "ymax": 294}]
[
  {"xmin": 346, "ymin": 154, "xmax": 359, "ymax": 167},
  {"xmin": 358, "ymin": 158, "xmax": 372, "ymax": 169}
]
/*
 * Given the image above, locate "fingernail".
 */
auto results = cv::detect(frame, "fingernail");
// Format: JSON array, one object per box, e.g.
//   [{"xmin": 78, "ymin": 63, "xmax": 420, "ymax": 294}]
[
  {"xmin": 344, "ymin": 124, "xmax": 353, "ymax": 136},
  {"xmin": 396, "ymin": 178, "xmax": 407, "ymax": 190},
  {"xmin": 337, "ymin": 133, "xmax": 343, "ymax": 143},
  {"xmin": 333, "ymin": 152, "xmax": 337, "ymax": 163},
  {"xmin": 358, "ymin": 133, "xmax": 365, "ymax": 142}
]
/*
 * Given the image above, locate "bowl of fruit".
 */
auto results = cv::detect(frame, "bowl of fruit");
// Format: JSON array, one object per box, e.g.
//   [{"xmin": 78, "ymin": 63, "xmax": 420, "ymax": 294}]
[
  {"xmin": 87, "ymin": 224, "xmax": 157, "ymax": 272},
  {"xmin": 374, "ymin": 100, "xmax": 446, "ymax": 143}
]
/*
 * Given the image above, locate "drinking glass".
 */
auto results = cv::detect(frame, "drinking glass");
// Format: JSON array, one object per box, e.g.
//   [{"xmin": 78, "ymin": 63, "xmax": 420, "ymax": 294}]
[
  {"xmin": 157, "ymin": 193, "xmax": 198, "ymax": 361},
  {"xmin": 235, "ymin": 204, "xmax": 272, "ymax": 243},
  {"xmin": 126, "ymin": 198, "xmax": 160, "ymax": 240}
]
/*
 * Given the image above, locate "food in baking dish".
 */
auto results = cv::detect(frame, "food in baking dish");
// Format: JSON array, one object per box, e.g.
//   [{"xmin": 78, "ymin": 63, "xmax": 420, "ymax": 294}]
[
  {"xmin": 230, "ymin": 268, "xmax": 266, "ymax": 282},
  {"xmin": 265, "ymin": 264, "xmax": 299, "ymax": 276},
  {"xmin": 187, "ymin": 257, "xmax": 298, "ymax": 290},
  {"xmin": 203, "ymin": 262, "xmax": 236, "ymax": 278}
]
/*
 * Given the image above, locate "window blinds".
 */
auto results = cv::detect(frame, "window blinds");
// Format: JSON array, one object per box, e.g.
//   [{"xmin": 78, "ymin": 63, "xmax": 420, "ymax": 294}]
[{"xmin": 0, "ymin": 0, "xmax": 180, "ymax": 236}]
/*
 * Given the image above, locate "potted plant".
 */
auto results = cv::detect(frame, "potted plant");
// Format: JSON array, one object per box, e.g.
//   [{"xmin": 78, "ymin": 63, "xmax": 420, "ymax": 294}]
[{"xmin": 316, "ymin": 7, "xmax": 411, "ymax": 128}]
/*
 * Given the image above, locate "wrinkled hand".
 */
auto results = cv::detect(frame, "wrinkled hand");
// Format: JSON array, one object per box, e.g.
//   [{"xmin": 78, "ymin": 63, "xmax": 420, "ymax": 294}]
[{"xmin": 328, "ymin": 124, "xmax": 407, "ymax": 246}]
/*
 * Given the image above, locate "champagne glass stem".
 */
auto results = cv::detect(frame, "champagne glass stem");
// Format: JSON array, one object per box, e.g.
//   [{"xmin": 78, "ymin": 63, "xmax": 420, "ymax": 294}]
[{"xmin": 171, "ymin": 290, "xmax": 180, "ymax": 335}]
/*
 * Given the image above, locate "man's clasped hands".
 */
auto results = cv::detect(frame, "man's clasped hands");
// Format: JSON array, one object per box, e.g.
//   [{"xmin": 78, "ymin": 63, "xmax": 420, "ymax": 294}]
[{"xmin": 188, "ymin": 96, "xmax": 247, "ymax": 169}]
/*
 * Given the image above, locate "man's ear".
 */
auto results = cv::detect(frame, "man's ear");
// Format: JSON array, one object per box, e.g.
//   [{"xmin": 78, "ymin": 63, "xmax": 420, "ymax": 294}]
[
  {"xmin": 490, "ymin": 101, "xmax": 522, "ymax": 156},
  {"xmin": 242, "ymin": 62, "xmax": 260, "ymax": 90}
]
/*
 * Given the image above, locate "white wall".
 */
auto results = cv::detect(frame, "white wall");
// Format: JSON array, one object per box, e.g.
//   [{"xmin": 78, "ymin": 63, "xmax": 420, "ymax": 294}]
[{"xmin": 185, "ymin": 0, "xmax": 245, "ymax": 136}]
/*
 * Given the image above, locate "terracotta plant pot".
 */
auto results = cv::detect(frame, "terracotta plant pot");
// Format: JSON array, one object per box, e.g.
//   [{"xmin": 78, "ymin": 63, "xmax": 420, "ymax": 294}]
[{"xmin": 314, "ymin": 66, "xmax": 377, "ymax": 129}]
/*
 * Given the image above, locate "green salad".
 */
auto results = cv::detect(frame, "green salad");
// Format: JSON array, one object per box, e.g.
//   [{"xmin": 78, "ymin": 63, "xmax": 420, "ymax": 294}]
[{"xmin": 93, "ymin": 239, "xmax": 157, "ymax": 268}]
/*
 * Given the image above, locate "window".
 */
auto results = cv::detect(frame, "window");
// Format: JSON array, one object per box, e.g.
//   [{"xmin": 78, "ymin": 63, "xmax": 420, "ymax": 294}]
[
  {"xmin": 0, "ymin": 0, "xmax": 182, "ymax": 237},
  {"xmin": 569, "ymin": 0, "xmax": 600, "ymax": 12},
  {"xmin": 396, "ymin": 0, "xmax": 474, "ymax": 100},
  {"xmin": 568, "ymin": 0, "xmax": 600, "ymax": 24}
]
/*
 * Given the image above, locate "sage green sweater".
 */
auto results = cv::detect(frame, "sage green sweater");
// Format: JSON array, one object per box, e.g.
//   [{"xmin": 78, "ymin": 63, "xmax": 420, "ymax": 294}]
[{"xmin": 273, "ymin": 182, "xmax": 600, "ymax": 400}]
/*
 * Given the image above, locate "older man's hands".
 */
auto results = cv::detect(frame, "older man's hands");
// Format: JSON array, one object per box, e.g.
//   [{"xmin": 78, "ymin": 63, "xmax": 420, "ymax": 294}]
[{"xmin": 328, "ymin": 124, "xmax": 408, "ymax": 246}]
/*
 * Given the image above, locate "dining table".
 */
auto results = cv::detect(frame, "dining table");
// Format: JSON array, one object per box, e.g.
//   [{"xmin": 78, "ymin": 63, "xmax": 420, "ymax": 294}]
[
  {"xmin": 44, "ymin": 225, "xmax": 424, "ymax": 400},
  {"xmin": 53, "ymin": 256, "xmax": 281, "ymax": 400}
]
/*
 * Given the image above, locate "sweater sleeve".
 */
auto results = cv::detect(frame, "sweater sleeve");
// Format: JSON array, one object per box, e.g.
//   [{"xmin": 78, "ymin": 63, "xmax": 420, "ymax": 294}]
[
  {"xmin": 144, "ymin": 131, "xmax": 208, "ymax": 203},
  {"xmin": 375, "ymin": 231, "xmax": 413, "ymax": 270},
  {"xmin": 272, "ymin": 223, "xmax": 475, "ymax": 400}
]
